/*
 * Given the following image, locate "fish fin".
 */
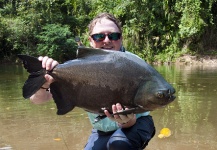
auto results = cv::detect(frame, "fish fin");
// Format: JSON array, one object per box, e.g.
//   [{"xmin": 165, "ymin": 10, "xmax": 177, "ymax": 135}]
[
  {"xmin": 23, "ymin": 75, "xmax": 46, "ymax": 99},
  {"xmin": 112, "ymin": 107, "xmax": 141, "ymax": 116},
  {"xmin": 17, "ymin": 54, "xmax": 43, "ymax": 73},
  {"xmin": 93, "ymin": 107, "xmax": 144, "ymax": 123},
  {"xmin": 76, "ymin": 47, "xmax": 109, "ymax": 58},
  {"xmin": 50, "ymin": 82, "xmax": 76, "ymax": 115},
  {"xmin": 17, "ymin": 54, "xmax": 46, "ymax": 99}
]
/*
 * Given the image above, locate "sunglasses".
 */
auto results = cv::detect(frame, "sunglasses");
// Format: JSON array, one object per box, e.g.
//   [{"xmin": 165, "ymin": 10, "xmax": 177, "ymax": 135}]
[{"xmin": 91, "ymin": 32, "xmax": 121, "ymax": 42}]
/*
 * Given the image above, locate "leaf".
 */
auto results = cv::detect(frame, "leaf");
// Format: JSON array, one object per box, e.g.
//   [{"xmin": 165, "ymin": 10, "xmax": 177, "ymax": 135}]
[{"xmin": 53, "ymin": 138, "xmax": 61, "ymax": 141}]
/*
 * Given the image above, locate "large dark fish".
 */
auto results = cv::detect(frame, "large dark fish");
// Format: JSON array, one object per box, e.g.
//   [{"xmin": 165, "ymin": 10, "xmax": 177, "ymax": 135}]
[{"xmin": 18, "ymin": 47, "xmax": 175, "ymax": 117}]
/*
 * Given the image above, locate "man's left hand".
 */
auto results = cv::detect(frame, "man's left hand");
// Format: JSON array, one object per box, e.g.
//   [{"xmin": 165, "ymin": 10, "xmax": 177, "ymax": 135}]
[{"xmin": 104, "ymin": 103, "xmax": 136, "ymax": 126}]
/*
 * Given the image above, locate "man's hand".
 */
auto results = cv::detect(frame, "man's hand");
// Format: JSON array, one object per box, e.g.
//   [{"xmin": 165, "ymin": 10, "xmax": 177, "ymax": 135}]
[
  {"xmin": 104, "ymin": 103, "xmax": 136, "ymax": 128},
  {"xmin": 30, "ymin": 56, "xmax": 59, "ymax": 104},
  {"xmin": 38, "ymin": 56, "xmax": 59, "ymax": 87}
]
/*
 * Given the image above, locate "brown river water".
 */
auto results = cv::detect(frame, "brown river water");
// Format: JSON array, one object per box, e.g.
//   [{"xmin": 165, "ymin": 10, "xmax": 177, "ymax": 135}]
[{"xmin": 0, "ymin": 63, "xmax": 217, "ymax": 150}]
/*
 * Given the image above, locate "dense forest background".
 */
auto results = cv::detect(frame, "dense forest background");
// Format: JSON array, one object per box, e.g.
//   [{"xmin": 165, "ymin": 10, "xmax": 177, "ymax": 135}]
[{"xmin": 0, "ymin": 0, "xmax": 217, "ymax": 63}]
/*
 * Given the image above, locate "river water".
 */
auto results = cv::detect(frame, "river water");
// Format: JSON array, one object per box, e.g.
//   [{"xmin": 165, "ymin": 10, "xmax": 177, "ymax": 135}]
[{"xmin": 0, "ymin": 63, "xmax": 217, "ymax": 150}]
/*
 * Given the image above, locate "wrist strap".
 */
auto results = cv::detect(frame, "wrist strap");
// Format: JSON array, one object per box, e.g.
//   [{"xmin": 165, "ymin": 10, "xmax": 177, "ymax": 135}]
[{"xmin": 40, "ymin": 86, "xmax": 49, "ymax": 91}]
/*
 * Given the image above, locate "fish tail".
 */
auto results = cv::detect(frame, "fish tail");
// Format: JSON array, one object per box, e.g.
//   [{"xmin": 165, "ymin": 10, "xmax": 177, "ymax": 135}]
[{"xmin": 17, "ymin": 54, "xmax": 47, "ymax": 99}]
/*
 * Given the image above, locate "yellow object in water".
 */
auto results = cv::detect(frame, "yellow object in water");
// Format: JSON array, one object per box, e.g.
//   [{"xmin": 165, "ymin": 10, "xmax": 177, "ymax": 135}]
[
  {"xmin": 158, "ymin": 128, "xmax": 171, "ymax": 138},
  {"xmin": 53, "ymin": 138, "xmax": 61, "ymax": 141}
]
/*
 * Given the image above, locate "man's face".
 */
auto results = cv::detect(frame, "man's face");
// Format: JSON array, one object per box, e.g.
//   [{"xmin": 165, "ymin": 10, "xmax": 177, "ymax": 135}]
[{"xmin": 89, "ymin": 18, "xmax": 122, "ymax": 51}]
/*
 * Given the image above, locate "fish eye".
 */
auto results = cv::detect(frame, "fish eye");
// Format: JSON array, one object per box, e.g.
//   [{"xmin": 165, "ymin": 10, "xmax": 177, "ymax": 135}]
[{"xmin": 156, "ymin": 92, "xmax": 164, "ymax": 98}]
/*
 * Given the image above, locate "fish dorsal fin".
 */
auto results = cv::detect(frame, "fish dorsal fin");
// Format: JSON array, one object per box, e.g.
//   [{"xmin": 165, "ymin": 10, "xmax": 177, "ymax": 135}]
[{"xmin": 76, "ymin": 47, "xmax": 109, "ymax": 58}]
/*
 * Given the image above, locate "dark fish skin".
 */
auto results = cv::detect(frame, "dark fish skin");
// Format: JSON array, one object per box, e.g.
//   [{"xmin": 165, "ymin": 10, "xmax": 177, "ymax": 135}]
[{"xmin": 18, "ymin": 47, "xmax": 176, "ymax": 116}]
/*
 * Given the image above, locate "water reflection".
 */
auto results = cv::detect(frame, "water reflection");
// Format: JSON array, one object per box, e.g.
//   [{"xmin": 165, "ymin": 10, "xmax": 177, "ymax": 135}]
[
  {"xmin": 0, "ymin": 64, "xmax": 217, "ymax": 150},
  {"xmin": 148, "ymin": 64, "xmax": 217, "ymax": 150},
  {"xmin": 0, "ymin": 64, "xmax": 91, "ymax": 150}
]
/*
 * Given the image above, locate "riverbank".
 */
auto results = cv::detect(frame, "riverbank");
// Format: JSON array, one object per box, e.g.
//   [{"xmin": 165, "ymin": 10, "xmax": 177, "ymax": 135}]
[{"xmin": 175, "ymin": 54, "xmax": 217, "ymax": 65}]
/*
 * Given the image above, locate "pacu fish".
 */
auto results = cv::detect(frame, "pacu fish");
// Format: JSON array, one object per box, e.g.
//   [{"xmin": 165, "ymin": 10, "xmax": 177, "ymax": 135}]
[{"xmin": 18, "ymin": 47, "xmax": 176, "ymax": 116}]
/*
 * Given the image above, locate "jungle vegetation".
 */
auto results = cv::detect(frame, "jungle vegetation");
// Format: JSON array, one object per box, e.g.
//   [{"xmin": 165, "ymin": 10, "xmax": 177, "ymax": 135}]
[{"xmin": 0, "ymin": 0, "xmax": 217, "ymax": 63}]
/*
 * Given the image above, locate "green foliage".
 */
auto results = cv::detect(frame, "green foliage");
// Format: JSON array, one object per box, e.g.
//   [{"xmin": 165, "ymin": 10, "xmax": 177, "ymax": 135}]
[
  {"xmin": 0, "ymin": 18, "xmax": 9, "ymax": 60},
  {"xmin": 0, "ymin": 16, "xmax": 36, "ymax": 61},
  {"xmin": 0, "ymin": 0, "xmax": 217, "ymax": 62},
  {"xmin": 175, "ymin": 0, "xmax": 206, "ymax": 38},
  {"xmin": 37, "ymin": 24, "xmax": 77, "ymax": 62}
]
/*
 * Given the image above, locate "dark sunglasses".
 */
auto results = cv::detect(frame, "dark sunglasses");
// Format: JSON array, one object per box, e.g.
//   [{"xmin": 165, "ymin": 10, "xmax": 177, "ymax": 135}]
[{"xmin": 91, "ymin": 32, "xmax": 121, "ymax": 42}]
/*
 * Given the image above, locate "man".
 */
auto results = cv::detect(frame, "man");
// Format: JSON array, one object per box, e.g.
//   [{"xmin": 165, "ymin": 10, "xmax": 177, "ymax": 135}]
[{"xmin": 30, "ymin": 12, "xmax": 155, "ymax": 150}]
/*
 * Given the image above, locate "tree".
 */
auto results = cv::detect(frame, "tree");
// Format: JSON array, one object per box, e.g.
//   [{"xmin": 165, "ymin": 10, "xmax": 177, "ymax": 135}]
[{"xmin": 37, "ymin": 24, "xmax": 77, "ymax": 62}]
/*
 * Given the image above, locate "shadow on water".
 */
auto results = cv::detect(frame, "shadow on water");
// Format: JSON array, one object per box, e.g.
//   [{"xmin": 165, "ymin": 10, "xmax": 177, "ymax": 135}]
[{"xmin": 0, "ymin": 64, "xmax": 217, "ymax": 150}]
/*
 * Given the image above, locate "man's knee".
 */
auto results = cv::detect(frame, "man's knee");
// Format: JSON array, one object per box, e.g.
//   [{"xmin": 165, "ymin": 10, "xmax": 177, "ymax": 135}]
[
  {"xmin": 107, "ymin": 130, "xmax": 137, "ymax": 150},
  {"xmin": 107, "ymin": 135, "xmax": 135, "ymax": 150}
]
